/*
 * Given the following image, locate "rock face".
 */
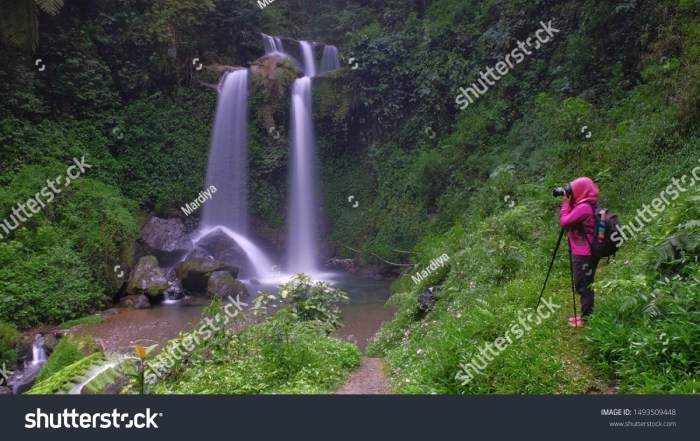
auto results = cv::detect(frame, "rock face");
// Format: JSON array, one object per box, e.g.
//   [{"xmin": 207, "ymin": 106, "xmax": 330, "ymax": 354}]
[
  {"xmin": 207, "ymin": 271, "xmax": 250, "ymax": 299},
  {"xmin": 175, "ymin": 258, "xmax": 240, "ymax": 293},
  {"xmin": 139, "ymin": 217, "xmax": 193, "ymax": 264},
  {"xmin": 196, "ymin": 229, "xmax": 250, "ymax": 272},
  {"xmin": 126, "ymin": 256, "xmax": 169, "ymax": 296},
  {"xmin": 249, "ymin": 55, "xmax": 300, "ymax": 131},
  {"xmin": 119, "ymin": 294, "xmax": 151, "ymax": 309},
  {"xmin": 184, "ymin": 247, "xmax": 213, "ymax": 261}
]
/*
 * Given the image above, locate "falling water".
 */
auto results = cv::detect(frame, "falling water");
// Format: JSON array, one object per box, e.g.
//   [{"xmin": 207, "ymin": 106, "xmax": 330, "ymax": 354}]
[
  {"xmin": 198, "ymin": 68, "xmax": 276, "ymax": 279},
  {"xmin": 299, "ymin": 40, "xmax": 317, "ymax": 77},
  {"xmin": 262, "ymin": 34, "xmax": 285, "ymax": 55},
  {"xmin": 201, "ymin": 69, "xmax": 249, "ymax": 236},
  {"xmin": 287, "ymin": 76, "xmax": 320, "ymax": 274},
  {"xmin": 320, "ymin": 45, "xmax": 340, "ymax": 73},
  {"xmin": 32, "ymin": 334, "xmax": 47, "ymax": 364},
  {"xmin": 193, "ymin": 226, "xmax": 273, "ymax": 279}
]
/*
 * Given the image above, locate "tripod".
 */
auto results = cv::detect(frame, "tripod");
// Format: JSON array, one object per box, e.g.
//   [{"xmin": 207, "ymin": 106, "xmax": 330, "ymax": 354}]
[{"xmin": 535, "ymin": 228, "xmax": 577, "ymax": 319}]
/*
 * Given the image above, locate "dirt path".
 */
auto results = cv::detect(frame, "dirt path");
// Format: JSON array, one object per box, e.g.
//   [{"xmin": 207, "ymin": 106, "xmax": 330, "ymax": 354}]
[{"xmin": 336, "ymin": 357, "xmax": 391, "ymax": 394}]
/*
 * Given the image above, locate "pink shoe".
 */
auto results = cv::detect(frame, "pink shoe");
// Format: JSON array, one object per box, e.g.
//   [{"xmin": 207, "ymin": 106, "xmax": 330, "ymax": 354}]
[{"xmin": 568, "ymin": 317, "xmax": 585, "ymax": 328}]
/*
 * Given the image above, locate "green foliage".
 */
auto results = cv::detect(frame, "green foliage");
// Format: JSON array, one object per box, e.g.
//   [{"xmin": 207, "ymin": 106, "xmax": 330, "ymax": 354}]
[
  {"xmin": 35, "ymin": 335, "xmax": 99, "ymax": 383},
  {"xmin": 281, "ymin": 274, "xmax": 350, "ymax": 328},
  {"xmin": 58, "ymin": 315, "xmax": 106, "ymax": 329},
  {"xmin": 114, "ymin": 97, "xmax": 210, "ymax": 213},
  {"xmin": 0, "ymin": 235, "xmax": 105, "ymax": 328},
  {"xmin": 27, "ymin": 352, "xmax": 133, "ymax": 395},
  {"xmin": 0, "ymin": 321, "xmax": 20, "ymax": 368},
  {"xmin": 138, "ymin": 277, "xmax": 360, "ymax": 394}
]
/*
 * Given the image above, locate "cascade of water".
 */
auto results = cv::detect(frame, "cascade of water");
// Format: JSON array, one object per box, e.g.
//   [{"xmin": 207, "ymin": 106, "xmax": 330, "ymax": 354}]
[
  {"xmin": 198, "ymin": 69, "xmax": 275, "ymax": 279},
  {"xmin": 31, "ymin": 335, "xmax": 46, "ymax": 365},
  {"xmin": 262, "ymin": 34, "xmax": 284, "ymax": 55},
  {"xmin": 201, "ymin": 70, "xmax": 250, "ymax": 236},
  {"xmin": 320, "ymin": 45, "xmax": 340, "ymax": 73},
  {"xmin": 299, "ymin": 40, "xmax": 317, "ymax": 77},
  {"xmin": 193, "ymin": 226, "xmax": 273, "ymax": 280},
  {"xmin": 287, "ymin": 76, "xmax": 320, "ymax": 274}
]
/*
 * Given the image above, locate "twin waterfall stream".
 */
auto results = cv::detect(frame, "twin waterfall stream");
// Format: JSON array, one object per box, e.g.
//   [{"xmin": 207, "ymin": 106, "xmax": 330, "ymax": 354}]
[{"xmin": 200, "ymin": 35, "xmax": 341, "ymax": 279}]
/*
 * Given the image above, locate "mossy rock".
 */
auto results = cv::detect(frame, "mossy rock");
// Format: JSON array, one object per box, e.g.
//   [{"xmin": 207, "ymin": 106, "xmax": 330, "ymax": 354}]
[
  {"xmin": 126, "ymin": 255, "xmax": 168, "ymax": 297},
  {"xmin": 35, "ymin": 334, "xmax": 100, "ymax": 383},
  {"xmin": 175, "ymin": 258, "xmax": 240, "ymax": 293},
  {"xmin": 29, "ymin": 353, "xmax": 135, "ymax": 395},
  {"xmin": 207, "ymin": 271, "xmax": 249, "ymax": 299}
]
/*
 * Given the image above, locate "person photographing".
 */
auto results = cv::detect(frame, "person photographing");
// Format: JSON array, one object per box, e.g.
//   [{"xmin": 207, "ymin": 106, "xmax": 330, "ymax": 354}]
[{"xmin": 558, "ymin": 177, "xmax": 601, "ymax": 328}]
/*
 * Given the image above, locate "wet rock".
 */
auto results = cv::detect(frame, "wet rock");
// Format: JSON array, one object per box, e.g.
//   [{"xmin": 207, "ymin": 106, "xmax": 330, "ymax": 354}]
[
  {"xmin": 100, "ymin": 308, "xmax": 120, "ymax": 316},
  {"xmin": 207, "ymin": 271, "xmax": 250, "ymax": 299},
  {"xmin": 0, "ymin": 386, "xmax": 11, "ymax": 395},
  {"xmin": 175, "ymin": 258, "xmax": 240, "ymax": 293},
  {"xmin": 43, "ymin": 334, "xmax": 59, "ymax": 352},
  {"xmin": 139, "ymin": 217, "xmax": 193, "ymax": 264},
  {"xmin": 195, "ymin": 230, "xmax": 250, "ymax": 273},
  {"xmin": 184, "ymin": 247, "xmax": 213, "ymax": 261},
  {"xmin": 119, "ymin": 294, "xmax": 152, "ymax": 310},
  {"xmin": 126, "ymin": 256, "xmax": 169, "ymax": 297}
]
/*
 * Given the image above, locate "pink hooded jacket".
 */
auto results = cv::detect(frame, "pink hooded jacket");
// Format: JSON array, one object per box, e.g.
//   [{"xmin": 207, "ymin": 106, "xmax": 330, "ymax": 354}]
[{"xmin": 559, "ymin": 177, "xmax": 599, "ymax": 256}]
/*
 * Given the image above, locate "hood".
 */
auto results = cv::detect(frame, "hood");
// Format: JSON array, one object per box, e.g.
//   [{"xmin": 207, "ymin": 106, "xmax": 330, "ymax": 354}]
[{"xmin": 570, "ymin": 177, "xmax": 599, "ymax": 207}]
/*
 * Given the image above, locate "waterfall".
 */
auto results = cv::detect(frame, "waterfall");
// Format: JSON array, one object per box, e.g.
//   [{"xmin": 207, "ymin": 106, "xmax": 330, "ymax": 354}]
[
  {"xmin": 193, "ymin": 226, "xmax": 273, "ymax": 279},
  {"xmin": 198, "ymin": 69, "xmax": 275, "ymax": 279},
  {"xmin": 202, "ymin": 70, "xmax": 249, "ymax": 236},
  {"xmin": 320, "ymin": 45, "xmax": 340, "ymax": 73},
  {"xmin": 262, "ymin": 34, "xmax": 284, "ymax": 55},
  {"xmin": 299, "ymin": 40, "xmax": 317, "ymax": 77},
  {"xmin": 32, "ymin": 334, "xmax": 47, "ymax": 364},
  {"xmin": 262, "ymin": 36, "xmax": 324, "ymax": 275},
  {"xmin": 287, "ymin": 76, "xmax": 320, "ymax": 274}
]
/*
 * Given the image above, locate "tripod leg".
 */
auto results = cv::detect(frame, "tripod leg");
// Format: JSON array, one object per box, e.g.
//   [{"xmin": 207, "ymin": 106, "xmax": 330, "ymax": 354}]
[
  {"xmin": 568, "ymin": 238, "xmax": 577, "ymax": 319},
  {"xmin": 536, "ymin": 228, "xmax": 566, "ymax": 310}
]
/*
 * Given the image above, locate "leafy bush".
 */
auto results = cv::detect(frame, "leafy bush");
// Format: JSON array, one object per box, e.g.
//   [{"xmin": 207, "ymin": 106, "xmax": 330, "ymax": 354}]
[
  {"xmin": 0, "ymin": 321, "xmax": 20, "ymax": 368},
  {"xmin": 139, "ymin": 278, "xmax": 360, "ymax": 394},
  {"xmin": 281, "ymin": 274, "xmax": 350, "ymax": 328}
]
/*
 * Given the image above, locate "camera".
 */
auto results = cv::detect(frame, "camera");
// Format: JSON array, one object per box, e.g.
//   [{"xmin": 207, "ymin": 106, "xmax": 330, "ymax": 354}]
[{"xmin": 553, "ymin": 185, "xmax": 572, "ymax": 197}]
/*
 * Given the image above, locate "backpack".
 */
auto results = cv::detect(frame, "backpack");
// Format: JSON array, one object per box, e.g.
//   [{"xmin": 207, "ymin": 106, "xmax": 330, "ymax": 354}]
[
  {"xmin": 581, "ymin": 202, "xmax": 622, "ymax": 259},
  {"xmin": 418, "ymin": 286, "xmax": 439, "ymax": 314}
]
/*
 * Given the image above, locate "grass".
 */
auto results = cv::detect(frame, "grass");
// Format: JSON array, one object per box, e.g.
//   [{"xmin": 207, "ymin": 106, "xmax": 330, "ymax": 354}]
[{"xmin": 58, "ymin": 315, "xmax": 105, "ymax": 329}]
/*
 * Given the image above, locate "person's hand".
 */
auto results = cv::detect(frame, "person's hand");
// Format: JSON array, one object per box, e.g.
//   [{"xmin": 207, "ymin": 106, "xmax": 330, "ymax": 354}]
[{"xmin": 562, "ymin": 195, "xmax": 571, "ymax": 206}]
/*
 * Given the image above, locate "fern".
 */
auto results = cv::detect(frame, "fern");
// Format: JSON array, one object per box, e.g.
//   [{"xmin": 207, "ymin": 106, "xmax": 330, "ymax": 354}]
[{"xmin": 386, "ymin": 291, "xmax": 416, "ymax": 307}]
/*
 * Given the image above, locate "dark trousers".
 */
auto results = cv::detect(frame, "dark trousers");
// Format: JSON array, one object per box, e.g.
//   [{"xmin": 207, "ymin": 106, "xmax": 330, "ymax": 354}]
[{"xmin": 571, "ymin": 254, "xmax": 599, "ymax": 317}]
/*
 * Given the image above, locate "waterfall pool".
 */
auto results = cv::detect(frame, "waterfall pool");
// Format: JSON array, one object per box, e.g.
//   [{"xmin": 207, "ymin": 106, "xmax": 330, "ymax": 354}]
[{"xmin": 73, "ymin": 272, "xmax": 395, "ymax": 356}]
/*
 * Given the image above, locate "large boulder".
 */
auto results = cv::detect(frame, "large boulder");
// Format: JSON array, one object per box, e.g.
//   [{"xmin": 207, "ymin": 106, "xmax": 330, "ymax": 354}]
[
  {"xmin": 184, "ymin": 247, "xmax": 213, "ymax": 261},
  {"xmin": 119, "ymin": 294, "xmax": 151, "ymax": 309},
  {"xmin": 139, "ymin": 217, "xmax": 193, "ymax": 264},
  {"xmin": 207, "ymin": 271, "xmax": 249, "ymax": 299},
  {"xmin": 195, "ymin": 230, "xmax": 251, "ymax": 274},
  {"xmin": 175, "ymin": 259, "xmax": 240, "ymax": 294},
  {"xmin": 126, "ymin": 256, "xmax": 169, "ymax": 297}
]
